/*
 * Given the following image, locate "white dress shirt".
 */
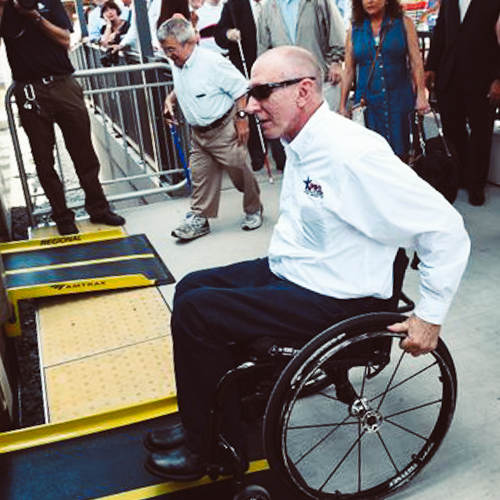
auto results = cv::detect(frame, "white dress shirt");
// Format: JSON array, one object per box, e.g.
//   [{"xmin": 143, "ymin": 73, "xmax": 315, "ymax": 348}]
[
  {"xmin": 459, "ymin": 0, "xmax": 473, "ymax": 22},
  {"xmin": 196, "ymin": 2, "xmax": 227, "ymax": 54},
  {"xmin": 88, "ymin": 6, "xmax": 105, "ymax": 42},
  {"xmin": 277, "ymin": 0, "xmax": 300, "ymax": 43},
  {"xmin": 121, "ymin": 0, "xmax": 161, "ymax": 49},
  {"xmin": 170, "ymin": 46, "xmax": 247, "ymax": 127},
  {"xmin": 268, "ymin": 103, "xmax": 470, "ymax": 325},
  {"xmin": 250, "ymin": 0, "xmax": 265, "ymax": 25}
]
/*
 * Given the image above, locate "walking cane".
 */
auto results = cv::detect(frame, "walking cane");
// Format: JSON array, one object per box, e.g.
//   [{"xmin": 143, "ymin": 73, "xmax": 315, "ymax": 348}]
[
  {"xmin": 233, "ymin": 33, "xmax": 274, "ymax": 183},
  {"xmin": 170, "ymin": 123, "xmax": 192, "ymax": 190}
]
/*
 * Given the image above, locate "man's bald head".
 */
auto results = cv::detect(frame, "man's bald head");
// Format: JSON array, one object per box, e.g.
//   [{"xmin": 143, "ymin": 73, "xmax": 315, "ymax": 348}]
[
  {"xmin": 247, "ymin": 47, "xmax": 324, "ymax": 142},
  {"xmin": 253, "ymin": 46, "xmax": 324, "ymax": 95}
]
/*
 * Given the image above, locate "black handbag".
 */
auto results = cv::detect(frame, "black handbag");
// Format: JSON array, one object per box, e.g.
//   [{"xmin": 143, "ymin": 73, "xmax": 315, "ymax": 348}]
[{"xmin": 409, "ymin": 108, "xmax": 459, "ymax": 204}]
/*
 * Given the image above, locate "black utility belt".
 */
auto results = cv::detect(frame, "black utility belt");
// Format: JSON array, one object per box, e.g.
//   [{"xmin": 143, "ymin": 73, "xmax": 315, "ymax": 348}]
[
  {"xmin": 192, "ymin": 108, "xmax": 232, "ymax": 133},
  {"xmin": 18, "ymin": 74, "xmax": 72, "ymax": 86}
]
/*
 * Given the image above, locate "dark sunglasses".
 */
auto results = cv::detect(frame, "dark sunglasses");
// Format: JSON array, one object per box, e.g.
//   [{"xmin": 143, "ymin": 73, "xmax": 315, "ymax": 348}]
[{"xmin": 247, "ymin": 76, "xmax": 316, "ymax": 101}]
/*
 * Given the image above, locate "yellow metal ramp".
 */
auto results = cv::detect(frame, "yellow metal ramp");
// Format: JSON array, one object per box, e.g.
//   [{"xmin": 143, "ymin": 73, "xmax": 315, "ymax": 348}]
[{"xmin": 1, "ymin": 228, "xmax": 174, "ymax": 336}]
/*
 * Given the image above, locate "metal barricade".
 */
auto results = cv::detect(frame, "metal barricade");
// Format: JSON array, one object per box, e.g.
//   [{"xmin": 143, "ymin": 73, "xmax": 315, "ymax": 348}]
[{"xmin": 5, "ymin": 55, "xmax": 191, "ymax": 228}]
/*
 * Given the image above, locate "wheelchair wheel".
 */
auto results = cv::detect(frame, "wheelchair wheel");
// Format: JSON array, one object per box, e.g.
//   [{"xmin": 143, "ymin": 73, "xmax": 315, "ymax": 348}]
[{"xmin": 264, "ymin": 312, "xmax": 457, "ymax": 500}]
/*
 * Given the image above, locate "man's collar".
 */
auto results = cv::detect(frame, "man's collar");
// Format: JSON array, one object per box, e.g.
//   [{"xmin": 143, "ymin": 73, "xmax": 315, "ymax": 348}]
[
  {"xmin": 182, "ymin": 44, "xmax": 199, "ymax": 70},
  {"xmin": 286, "ymin": 101, "xmax": 329, "ymax": 158}
]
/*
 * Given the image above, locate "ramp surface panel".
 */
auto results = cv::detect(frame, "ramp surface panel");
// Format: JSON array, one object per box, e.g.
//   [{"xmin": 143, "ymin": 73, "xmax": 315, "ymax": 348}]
[
  {"xmin": 40, "ymin": 287, "xmax": 171, "ymax": 366},
  {"xmin": 0, "ymin": 416, "xmax": 302, "ymax": 500},
  {"xmin": 45, "ymin": 337, "xmax": 175, "ymax": 422},
  {"xmin": 4, "ymin": 234, "xmax": 175, "ymax": 288},
  {"xmin": 37, "ymin": 288, "xmax": 175, "ymax": 422},
  {"xmin": 2, "ymin": 232, "xmax": 175, "ymax": 336},
  {"xmin": 6, "ymin": 257, "xmax": 171, "ymax": 289},
  {"xmin": 3, "ymin": 235, "xmax": 157, "ymax": 271}
]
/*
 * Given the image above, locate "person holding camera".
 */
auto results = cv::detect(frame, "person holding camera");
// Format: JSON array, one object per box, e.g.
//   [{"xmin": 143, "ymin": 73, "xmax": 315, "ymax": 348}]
[{"xmin": 0, "ymin": 0, "xmax": 126, "ymax": 235}]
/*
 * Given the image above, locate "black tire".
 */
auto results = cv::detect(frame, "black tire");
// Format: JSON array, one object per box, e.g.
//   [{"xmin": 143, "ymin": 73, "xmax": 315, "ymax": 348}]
[
  {"xmin": 264, "ymin": 312, "xmax": 457, "ymax": 500},
  {"xmin": 233, "ymin": 484, "xmax": 272, "ymax": 500}
]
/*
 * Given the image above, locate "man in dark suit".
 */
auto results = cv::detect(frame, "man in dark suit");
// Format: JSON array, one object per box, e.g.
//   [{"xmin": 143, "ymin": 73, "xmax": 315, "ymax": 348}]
[
  {"xmin": 425, "ymin": 0, "xmax": 500, "ymax": 206},
  {"xmin": 215, "ymin": 0, "xmax": 286, "ymax": 172}
]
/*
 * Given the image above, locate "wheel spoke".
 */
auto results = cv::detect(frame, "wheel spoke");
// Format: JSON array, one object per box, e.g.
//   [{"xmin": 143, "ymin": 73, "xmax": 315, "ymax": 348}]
[
  {"xmin": 357, "ymin": 420, "xmax": 362, "ymax": 493},
  {"xmin": 376, "ymin": 430, "xmax": 400, "ymax": 474},
  {"xmin": 291, "ymin": 412, "xmax": 355, "ymax": 465},
  {"xmin": 314, "ymin": 390, "xmax": 345, "ymax": 403},
  {"xmin": 360, "ymin": 364, "xmax": 369, "ymax": 398},
  {"xmin": 289, "ymin": 421, "xmax": 358, "ymax": 430},
  {"xmin": 384, "ymin": 398, "xmax": 443, "ymax": 419},
  {"xmin": 372, "ymin": 357, "xmax": 439, "ymax": 408},
  {"xmin": 376, "ymin": 350, "xmax": 405, "ymax": 411},
  {"xmin": 383, "ymin": 418, "xmax": 430, "ymax": 441},
  {"xmin": 319, "ymin": 429, "xmax": 367, "ymax": 492}
]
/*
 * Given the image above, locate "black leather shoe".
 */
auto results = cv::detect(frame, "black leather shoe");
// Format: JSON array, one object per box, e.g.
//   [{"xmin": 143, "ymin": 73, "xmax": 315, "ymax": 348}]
[
  {"xmin": 144, "ymin": 423, "xmax": 187, "ymax": 452},
  {"xmin": 145, "ymin": 445, "xmax": 207, "ymax": 482},
  {"xmin": 90, "ymin": 211, "xmax": 126, "ymax": 226},
  {"xmin": 468, "ymin": 189, "xmax": 485, "ymax": 207},
  {"xmin": 56, "ymin": 220, "xmax": 79, "ymax": 235}
]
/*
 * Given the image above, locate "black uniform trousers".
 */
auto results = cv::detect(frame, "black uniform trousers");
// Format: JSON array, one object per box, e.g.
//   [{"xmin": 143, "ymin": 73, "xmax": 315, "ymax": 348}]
[
  {"xmin": 435, "ymin": 69, "xmax": 496, "ymax": 193},
  {"xmin": 247, "ymin": 115, "xmax": 265, "ymax": 171},
  {"xmin": 14, "ymin": 75, "xmax": 110, "ymax": 224},
  {"xmin": 171, "ymin": 258, "xmax": 390, "ymax": 458}
]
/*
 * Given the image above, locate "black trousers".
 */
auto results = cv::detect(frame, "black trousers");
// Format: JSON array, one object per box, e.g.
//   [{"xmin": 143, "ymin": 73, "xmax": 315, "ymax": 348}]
[
  {"xmin": 436, "ymin": 75, "xmax": 496, "ymax": 192},
  {"xmin": 14, "ymin": 75, "xmax": 110, "ymax": 224},
  {"xmin": 171, "ymin": 258, "xmax": 389, "ymax": 457},
  {"xmin": 247, "ymin": 115, "xmax": 265, "ymax": 171}
]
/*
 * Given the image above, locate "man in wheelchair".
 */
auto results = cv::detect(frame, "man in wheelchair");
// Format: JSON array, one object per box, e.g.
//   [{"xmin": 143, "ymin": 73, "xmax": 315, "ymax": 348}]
[{"xmin": 144, "ymin": 47, "xmax": 470, "ymax": 485}]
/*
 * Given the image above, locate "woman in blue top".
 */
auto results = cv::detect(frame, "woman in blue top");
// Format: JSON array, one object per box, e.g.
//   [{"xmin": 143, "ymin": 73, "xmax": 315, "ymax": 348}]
[{"xmin": 340, "ymin": 0, "xmax": 429, "ymax": 160}]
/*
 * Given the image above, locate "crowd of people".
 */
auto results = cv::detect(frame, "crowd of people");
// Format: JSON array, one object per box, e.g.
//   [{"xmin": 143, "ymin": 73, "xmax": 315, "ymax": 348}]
[
  {"xmin": 81, "ymin": 0, "xmax": 500, "ymax": 217},
  {"xmin": 0, "ymin": 0, "xmax": 499, "ymax": 487}
]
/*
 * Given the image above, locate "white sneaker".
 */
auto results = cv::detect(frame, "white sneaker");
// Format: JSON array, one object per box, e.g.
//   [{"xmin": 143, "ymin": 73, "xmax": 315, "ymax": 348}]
[
  {"xmin": 172, "ymin": 212, "xmax": 210, "ymax": 240},
  {"xmin": 242, "ymin": 208, "xmax": 263, "ymax": 231}
]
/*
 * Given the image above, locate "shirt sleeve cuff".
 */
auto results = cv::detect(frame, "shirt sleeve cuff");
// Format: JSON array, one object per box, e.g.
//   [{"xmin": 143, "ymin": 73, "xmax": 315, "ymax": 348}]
[{"xmin": 414, "ymin": 300, "xmax": 450, "ymax": 326}]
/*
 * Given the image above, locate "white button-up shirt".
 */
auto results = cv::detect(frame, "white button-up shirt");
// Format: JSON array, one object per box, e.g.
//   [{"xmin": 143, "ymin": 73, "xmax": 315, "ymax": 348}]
[
  {"xmin": 459, "ymin": 0, "xmax": 473, "ymax": 22},
  {"xmin": 269, "ymin": 103, "xmax": 470, "ymax": 325},
  {"xmin": 121, "ymin": 0, "xmax": 162, "ymax": 49},
  {"xmin": 171, "ymin": 46, "xmax": 247, "ymax": 127}
]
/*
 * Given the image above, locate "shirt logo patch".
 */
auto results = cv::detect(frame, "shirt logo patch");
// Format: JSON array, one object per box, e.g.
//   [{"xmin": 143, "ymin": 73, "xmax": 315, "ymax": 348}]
[{"xmin": 303, "ymin": 177, "xmax": 324, "ymax": 199}]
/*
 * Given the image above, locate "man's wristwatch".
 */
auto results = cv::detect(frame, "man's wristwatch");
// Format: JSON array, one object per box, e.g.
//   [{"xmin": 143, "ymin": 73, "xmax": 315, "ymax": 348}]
[{"xmin": 236, "ymin": 110, "xmax": 247, "ymax": 119}]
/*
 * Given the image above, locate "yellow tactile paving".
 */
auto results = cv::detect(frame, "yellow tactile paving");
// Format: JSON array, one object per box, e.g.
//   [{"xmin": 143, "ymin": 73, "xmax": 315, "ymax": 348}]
[
  {"xmin": 39, "ymin": 288, "xmax": 171, "ymax": 366},
  {"xmin": 45, "ymin": 336, "xmax": 176, "ymax": 422}
]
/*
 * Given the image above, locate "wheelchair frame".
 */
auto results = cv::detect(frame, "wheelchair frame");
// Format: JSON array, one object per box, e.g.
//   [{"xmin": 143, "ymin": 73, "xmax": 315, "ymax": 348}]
[{"xmin": 203, "ymin": 250, "xmax": 457, "ymax": 500}]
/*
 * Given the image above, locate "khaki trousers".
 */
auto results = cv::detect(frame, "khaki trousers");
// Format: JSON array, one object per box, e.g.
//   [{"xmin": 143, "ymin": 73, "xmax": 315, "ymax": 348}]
[{"xmin": 190, "ymin": 111, "xmax": 262, "ymax": 218}]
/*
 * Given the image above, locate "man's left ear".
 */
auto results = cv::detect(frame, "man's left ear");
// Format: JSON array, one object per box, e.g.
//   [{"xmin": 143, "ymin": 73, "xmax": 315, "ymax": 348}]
[{"xmin": 296, "ymin": 79, "xmax": 313, "ymax": 108}]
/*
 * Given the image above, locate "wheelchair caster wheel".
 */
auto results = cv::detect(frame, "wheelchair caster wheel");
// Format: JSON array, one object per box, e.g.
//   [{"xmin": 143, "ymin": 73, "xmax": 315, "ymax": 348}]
[{"xmin": 233, "ymin": 484, "xmax": 271, "ymax": 500}]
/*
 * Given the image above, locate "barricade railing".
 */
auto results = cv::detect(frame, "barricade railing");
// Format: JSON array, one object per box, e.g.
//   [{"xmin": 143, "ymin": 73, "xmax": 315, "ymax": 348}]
[{"xmin": 5, "ymin": 49, "xmax": 191, "ymax": 228}]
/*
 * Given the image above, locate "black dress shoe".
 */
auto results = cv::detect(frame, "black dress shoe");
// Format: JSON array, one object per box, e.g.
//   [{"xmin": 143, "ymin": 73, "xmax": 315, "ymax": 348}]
[
  {"xmin": 144, "ymin": 423, "xmax": 187, "ymax": 451},
  {"xmin": 468, "ymin": 189, "xmax": 485, "ymax": 207},
  {"xmin": 90, "ymin": 211, "xmax": 126, "ymax": 226},
  {"xmin": 56, "ymin": 220, "xmax": 79, "ymax": 235},
  {"xmin": 145, "ymin": 445, "xmax": 207, "ymax": 482}
]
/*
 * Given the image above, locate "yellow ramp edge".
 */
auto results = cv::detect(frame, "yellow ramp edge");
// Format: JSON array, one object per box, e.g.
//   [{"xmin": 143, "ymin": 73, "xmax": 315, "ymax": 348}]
[{"xmin": 0, "ymin": 397, "xmax": 178, "ymax": 454}]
